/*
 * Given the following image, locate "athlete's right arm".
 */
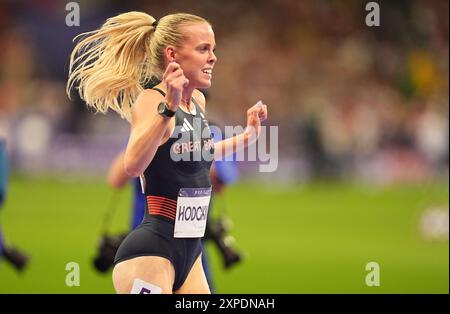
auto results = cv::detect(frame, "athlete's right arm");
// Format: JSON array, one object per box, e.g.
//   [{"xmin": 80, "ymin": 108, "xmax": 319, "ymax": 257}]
[
  {"xmin": 107, "ymin": 150, "xmax": 129, "ymax": 189},
  {"xmin": 124, "ymin": 62, "xmax": 188, "ymax": 177},
  {"xmin": 123, "ymin": 91, "xmax": 171, "ymax": 177}
]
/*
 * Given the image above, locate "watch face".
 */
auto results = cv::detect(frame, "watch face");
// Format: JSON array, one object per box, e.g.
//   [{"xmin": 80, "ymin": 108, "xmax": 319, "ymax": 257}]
[{"xmin": 157, "ymin": 102, "xmax": 166, "ymax": 114}]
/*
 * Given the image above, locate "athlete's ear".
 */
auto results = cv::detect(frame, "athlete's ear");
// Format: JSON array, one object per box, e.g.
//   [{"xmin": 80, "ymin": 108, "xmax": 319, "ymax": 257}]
[{"xmin": 165, "ymin": 46, "xmax": 176, "ymax": 63}]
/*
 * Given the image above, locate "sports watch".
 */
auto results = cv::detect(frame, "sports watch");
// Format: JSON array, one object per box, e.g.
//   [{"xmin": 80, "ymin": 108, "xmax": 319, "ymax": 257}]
[{"xmin": 157, "ymin": 101, "xmax": 176, "ymax": 118}]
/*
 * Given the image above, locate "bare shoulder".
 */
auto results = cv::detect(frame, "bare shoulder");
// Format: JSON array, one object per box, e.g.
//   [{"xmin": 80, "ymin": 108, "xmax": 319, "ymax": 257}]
[
  {"xmin": 193, "ymin": 89, "xmax": 206, "ymax": 112},
  {"xmin": 135, "ymin": 89, "xmax": 165, "ymax": 108},
  {"xmin": 131, "ymin": 89, "xmax": 165, "ymax": 123}
]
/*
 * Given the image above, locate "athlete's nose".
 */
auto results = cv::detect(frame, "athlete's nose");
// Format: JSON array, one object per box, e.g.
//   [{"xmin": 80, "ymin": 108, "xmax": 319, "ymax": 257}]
[{"xmin": 208, "ymin": 50, "xmax": 217, "ymax": 65}]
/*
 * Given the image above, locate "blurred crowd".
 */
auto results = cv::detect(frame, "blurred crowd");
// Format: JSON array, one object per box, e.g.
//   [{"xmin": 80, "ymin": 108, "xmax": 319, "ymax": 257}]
[{"xmin": 0, "ymin": 0, "xmax": 448, "ymax": 183}]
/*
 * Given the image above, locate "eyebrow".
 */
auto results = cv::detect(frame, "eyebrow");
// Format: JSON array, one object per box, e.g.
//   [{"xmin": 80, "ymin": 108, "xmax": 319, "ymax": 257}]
[{"xmin": 197, "ymin": 42, "xmax": 216, "ymax": 49}]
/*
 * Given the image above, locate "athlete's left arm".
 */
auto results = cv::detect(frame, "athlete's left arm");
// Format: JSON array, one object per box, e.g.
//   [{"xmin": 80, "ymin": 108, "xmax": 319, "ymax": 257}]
[{"xmin": 213, "ymin": 101, "xmax": 268, "ymax": 160}]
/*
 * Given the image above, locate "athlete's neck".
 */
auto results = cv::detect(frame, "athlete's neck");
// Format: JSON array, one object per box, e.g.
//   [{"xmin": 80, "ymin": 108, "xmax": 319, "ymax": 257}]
[{"xmin": 181, "ymin": 86, "xmax": 195, "ymax": 111}]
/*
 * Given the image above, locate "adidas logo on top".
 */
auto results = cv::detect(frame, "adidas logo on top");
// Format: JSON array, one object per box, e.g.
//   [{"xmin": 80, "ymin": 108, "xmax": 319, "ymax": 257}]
[
  {"xmin": 180, "ymin": 118, "xmax": 195, "ymax": 132},
  {"xmin": 200, "ymin": 112, "xmax": 209, "ymax": 127}
]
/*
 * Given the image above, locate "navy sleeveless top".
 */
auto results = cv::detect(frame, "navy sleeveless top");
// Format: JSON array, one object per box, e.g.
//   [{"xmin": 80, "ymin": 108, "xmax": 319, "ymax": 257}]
[{"xmin": 142, "ymin": 88, "xmax": 214, "ymax": 223}]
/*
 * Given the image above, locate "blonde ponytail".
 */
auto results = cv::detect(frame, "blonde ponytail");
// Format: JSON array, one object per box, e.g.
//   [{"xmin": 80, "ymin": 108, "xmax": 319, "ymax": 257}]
[
  {"xmin": 67, "ymin": 11, "xmax": 208, "ymax": 121},
  {"xmin": 67, "ymin": 11, "xmax": 155, "ymax": 120}
]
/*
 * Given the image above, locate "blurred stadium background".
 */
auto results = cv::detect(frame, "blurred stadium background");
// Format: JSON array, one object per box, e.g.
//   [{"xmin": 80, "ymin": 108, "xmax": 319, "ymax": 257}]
[{"xmin": 0, "ymin": 0, "xmax": 448, "ymax": 293}]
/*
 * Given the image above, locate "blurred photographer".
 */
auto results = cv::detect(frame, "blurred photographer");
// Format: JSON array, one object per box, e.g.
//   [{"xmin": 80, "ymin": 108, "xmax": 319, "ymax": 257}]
[{"xmin": 0, "ymin": 104, "xmax": 29, "ymax": 272}]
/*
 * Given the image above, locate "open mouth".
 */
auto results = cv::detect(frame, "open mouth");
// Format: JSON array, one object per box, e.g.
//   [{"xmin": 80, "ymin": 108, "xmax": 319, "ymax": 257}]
[{"xmin": 202, "ymin": 69, "xmax": 212, "ymax": 75}]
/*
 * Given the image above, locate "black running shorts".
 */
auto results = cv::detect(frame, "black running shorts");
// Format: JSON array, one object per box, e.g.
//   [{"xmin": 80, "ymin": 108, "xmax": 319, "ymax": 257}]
[{"xmin": 114, "ymin": 217, "xmax": 202, "ymax": 291}]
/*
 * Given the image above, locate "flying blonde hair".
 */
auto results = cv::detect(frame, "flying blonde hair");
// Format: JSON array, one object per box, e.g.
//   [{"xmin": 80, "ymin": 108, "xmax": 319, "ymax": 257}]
[{"xmin": 66, "ymin": 11, "xmax": 208, "ymax": 121}]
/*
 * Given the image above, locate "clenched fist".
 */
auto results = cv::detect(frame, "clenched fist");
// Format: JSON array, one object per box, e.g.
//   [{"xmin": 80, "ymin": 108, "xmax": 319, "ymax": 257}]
[
  {"xmin": 162, "ymin": 62, "xmax": 189, "ymax": 111},
  {"xmin": 244, "ymin": 100, "xmax": 268, "ymax": 143}
]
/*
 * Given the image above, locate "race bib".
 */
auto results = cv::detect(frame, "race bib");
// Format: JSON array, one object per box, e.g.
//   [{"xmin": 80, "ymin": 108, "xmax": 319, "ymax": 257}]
[
  {"xmin": 130, "ymin": 279, "xmax": 162, "ymax": 294},
  {"xmin": 174, "ymin": 187, "xmax": 211, "ymax": 238}
]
